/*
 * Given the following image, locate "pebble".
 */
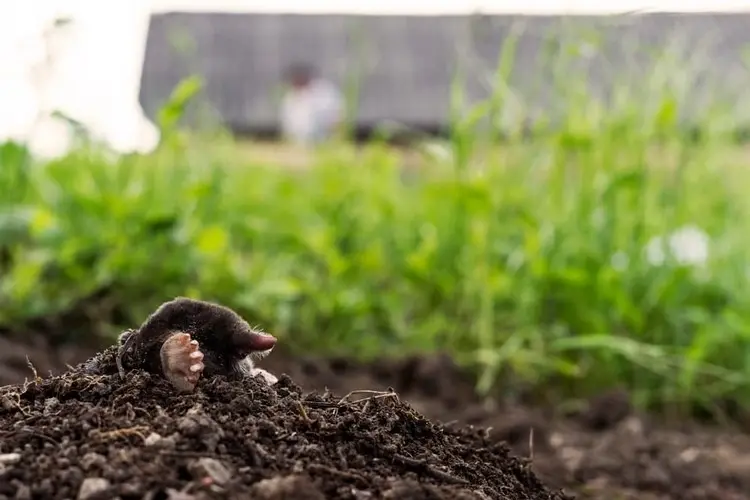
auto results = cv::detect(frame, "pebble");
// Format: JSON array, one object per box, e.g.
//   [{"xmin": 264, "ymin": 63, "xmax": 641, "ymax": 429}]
[
  {"xmin": 79, "ymin": 452, "xmax": 106, "ymax": 472},
  {"xmin": 144, "ymin": 432, "xmax": 163, "ymax": 447},
  {"xmin": 165, "ymin": 489, "xmax": 197, "ymax": 500},
  {"xmin": 0, "ymin": 454, "xmax": 20, "ymax": 465},
  {"xmin": 77, "ymin": 478, "xmax": 110, "ymax": 500},
  {"xmin": 188, "ymin": 458, "xmax": 232, "ymax": 485},
  {"xmin": 12, "ymin": 482, "xmax": 31, "ymax": 500},
  {"xmin": 252, "ymin": 476, "xmax": 325, "ymax": 500}
]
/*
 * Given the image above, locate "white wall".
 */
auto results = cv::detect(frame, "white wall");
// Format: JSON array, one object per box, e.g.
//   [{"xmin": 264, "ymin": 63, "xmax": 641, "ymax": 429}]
[{"xmin": 1, "ymin": 1, "xmax": 157, "ymax": 159}]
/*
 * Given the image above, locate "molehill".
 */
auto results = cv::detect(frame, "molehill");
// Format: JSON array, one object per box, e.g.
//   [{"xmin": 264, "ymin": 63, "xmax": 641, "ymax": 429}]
[{"xmin": 0, "ymin": 345, "xmax": 568, "ymax": 500}]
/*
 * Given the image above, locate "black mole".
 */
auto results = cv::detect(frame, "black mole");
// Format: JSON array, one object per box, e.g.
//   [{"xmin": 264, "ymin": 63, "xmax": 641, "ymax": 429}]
[{"xmin": 87, "ymin": 297, "xmax": 278, "ymax": 393}]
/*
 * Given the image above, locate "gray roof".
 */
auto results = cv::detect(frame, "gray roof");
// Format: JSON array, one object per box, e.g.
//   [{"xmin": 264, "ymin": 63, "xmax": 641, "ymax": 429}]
[{"xmin": 139, "ymin": 12, "xmax": 750, "ymax": 132}]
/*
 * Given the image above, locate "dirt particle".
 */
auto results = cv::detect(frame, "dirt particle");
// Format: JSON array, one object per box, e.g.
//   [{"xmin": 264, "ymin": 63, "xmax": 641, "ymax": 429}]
[
  {"xmin": 163, "ymin": 489, "xmax": 197, "ymax": 500},
  {"xmin": 42, "ymin": 398, "xmax": 59, "ymax": 415},
  {"xmin": 79, "ymin": 453, "xmax": 106, "ymax": 472},
  {"xmin": 76, "ymin": 477, "xmax": 110, "ymax": 500},
  {"xmin": 251, "ymin": 475, "xmax": 326, "ymax": 500},
  {"xmin": 0, "ymin": 454, "xmax": 21, "ymax": 466},
  {"xmin": 143, "ymin": 432, "xmax": 163, "ymax": 447},
  {"xmin": 382, "ymin": 479, "xmax": 483, "ymax": 499},
  {"xmin": 13, "ymin": 481, "xmax": 31, "ymax": 500},
  {"xmin": 187, "ymin": 457, "xmax": 232, "ymax": 485},
  {"xmin": 177, "ymin": 404, "xmax": 224, "ymax": 452}
]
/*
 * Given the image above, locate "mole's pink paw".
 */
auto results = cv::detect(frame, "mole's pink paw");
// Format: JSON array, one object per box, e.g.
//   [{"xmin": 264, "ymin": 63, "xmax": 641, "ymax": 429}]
[{"xmin": 160, "ymin": 332, "xmax": 205, "ymax": 393}]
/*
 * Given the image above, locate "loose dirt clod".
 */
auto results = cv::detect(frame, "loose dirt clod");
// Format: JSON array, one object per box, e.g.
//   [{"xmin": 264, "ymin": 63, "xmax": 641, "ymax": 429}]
[
  {"xmin": 0, "ymin": 353, "xmax": 568, "ymax": 500},
  {"xmin": 77, "ymin": 477, "xmax": 110, "ymax": 500}
]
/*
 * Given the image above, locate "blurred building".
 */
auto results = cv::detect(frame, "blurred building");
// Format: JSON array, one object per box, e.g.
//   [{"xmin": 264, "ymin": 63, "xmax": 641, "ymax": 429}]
[{"xmin": 138, "ymin": 12, "xmax": 750, "ymax": 138}]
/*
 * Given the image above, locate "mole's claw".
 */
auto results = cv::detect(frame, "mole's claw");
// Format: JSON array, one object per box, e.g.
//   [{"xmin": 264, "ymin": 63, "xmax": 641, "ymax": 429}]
[
  {"xmin": 116, "ymin": 329, "xmax": 138, "ymax": 380},
  {"xmin": 160, "ymin": 332, "xmax": 205, "ymax": 393}
]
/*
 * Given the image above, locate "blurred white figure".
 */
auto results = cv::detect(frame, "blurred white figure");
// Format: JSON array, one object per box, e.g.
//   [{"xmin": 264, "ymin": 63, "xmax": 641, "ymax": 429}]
[
  {"xmin": 280, "ymin": 64, "xmax": 344, "ymax": 145},
  {"xmin": 0, "ymin": 0, "xmax": 159, "ymax": 160}
]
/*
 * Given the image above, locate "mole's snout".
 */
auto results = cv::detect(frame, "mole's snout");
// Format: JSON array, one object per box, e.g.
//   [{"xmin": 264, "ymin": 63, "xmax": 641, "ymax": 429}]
[{"xmin": 233, "ymin": 330, "xmax": 277, "ymax": 356}]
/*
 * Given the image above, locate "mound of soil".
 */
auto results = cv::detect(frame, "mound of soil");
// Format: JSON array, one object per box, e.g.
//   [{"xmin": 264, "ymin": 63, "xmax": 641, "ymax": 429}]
[
  {"xmin": 262, "ymin": 353, "xmax": 750, "ymax": 500},
  {"xmin": 3, "ymin": 336, "xmax": 750, "ymax": 499},
  {"xmin": 0, "ymin": 347, "xmax": 567, "ymax": 500}
]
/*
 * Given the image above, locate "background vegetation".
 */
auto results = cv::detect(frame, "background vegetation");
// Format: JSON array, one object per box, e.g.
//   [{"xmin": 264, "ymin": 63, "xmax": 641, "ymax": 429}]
[{"xmin": 3, "ymin": 46, "xmax": 750, "ymax": 416}]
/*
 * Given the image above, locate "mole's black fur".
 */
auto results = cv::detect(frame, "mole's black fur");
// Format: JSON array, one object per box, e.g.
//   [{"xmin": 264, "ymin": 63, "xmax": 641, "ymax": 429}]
[{"xmin": 82, "ymin": 297, "xmax": 274, "ymax": 381}]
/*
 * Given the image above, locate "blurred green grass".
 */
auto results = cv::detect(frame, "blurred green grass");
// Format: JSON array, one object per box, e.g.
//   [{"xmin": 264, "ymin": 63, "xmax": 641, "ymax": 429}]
[{"xmin": 3, "ymin": 48, "xmax": 750, "ymax": 415}]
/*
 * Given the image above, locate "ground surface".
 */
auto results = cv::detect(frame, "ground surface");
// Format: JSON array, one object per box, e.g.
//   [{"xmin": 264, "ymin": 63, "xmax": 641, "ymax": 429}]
[{"xmin": 2, "ymin": 336, "xmax": 750, "ymax": 499}]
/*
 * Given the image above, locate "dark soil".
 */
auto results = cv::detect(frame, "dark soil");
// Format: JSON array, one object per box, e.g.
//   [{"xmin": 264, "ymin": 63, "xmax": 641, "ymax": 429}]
[
  {"xmin": 260, "ymin": 353, "xmax": 750, "ymax": 500},
  {"xmin": 0, "ymin": 344, "xmax": 565, "ymax": 500},
  {"xmin": 3, "ymin": 338, "xmax": 750, "ymax": 499}
]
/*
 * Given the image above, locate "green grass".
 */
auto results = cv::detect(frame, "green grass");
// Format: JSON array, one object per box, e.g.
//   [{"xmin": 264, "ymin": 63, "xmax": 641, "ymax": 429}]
[{"xmin": 3, "ymin": 38, "xmax": 750, "ymax": 415}]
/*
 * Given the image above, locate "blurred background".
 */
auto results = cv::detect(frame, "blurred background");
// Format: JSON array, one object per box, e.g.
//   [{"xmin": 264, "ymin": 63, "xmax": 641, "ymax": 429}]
[
  {"xmin": 6, "ymin": 2, "xmax": 750, "ymax": 496},
  {"xmin": 142, "ymin": 6, "xmax": 750, "ymax": 140},
  {"xmin": 5, "ymin": 0, "xmax": 750, "ymax": 400}
]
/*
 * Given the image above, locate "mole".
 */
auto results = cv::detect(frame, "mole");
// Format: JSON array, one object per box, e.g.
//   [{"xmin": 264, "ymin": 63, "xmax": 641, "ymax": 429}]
[{"xmin": 89, "ymin": 297, "xmax": 279, "ymax": 393}]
